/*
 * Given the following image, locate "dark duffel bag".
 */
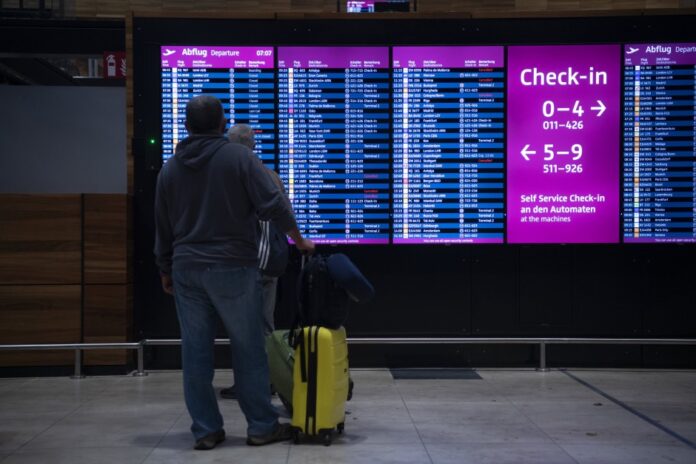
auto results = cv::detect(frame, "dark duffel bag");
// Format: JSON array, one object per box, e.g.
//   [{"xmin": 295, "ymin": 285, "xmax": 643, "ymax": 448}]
[{"xmin": 296, "ymin": 253, "xmax": 375, "ymax": 329}]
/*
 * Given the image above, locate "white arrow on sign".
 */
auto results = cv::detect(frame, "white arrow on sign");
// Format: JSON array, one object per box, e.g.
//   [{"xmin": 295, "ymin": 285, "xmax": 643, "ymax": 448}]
[
  {"xmin": 521, "ymin": 144, "xmax": 536, "ymax": 161},
  {"xmin": 591, "ymin": 100, "xmax": 606, "ymax": 117}
]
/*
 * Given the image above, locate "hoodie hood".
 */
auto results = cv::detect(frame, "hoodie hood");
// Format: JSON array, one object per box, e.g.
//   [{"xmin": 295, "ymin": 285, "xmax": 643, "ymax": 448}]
[{"xmin": 174, "ymin": 135, "xmax": 227, "ymax": 170}]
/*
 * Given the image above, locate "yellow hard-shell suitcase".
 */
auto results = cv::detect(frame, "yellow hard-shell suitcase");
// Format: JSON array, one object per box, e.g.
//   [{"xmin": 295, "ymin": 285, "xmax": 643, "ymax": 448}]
[{"xmin": 291, "ymin": 326, "xmax": 349, "ymax": 445}]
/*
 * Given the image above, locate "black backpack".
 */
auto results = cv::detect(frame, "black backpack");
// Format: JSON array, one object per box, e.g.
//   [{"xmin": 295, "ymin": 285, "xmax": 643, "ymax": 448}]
[
  {"xmin": 296, "ymin": 254, "xmax": 350, "ymax": 329},
  {"xmin": 258, "ymin": 220, "xmax": 289, "ymax": 277}
]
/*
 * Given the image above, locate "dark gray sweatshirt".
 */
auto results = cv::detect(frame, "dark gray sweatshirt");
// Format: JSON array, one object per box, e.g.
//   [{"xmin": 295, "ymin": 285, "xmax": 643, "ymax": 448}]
[{"xmin": 154, "ymin": 135, "xmax": 297, "ymax": 275}]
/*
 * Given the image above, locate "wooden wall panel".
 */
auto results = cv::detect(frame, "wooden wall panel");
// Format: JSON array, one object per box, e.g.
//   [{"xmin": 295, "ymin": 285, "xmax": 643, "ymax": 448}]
[
  {"xmin": 0, "ymin": 194, "xmax": 132, "ymax": 369},
  {"xmin": 75, "ymin": 0, "xmax": 342, "ymax": 17},
  {"xmin": 162, "ymin": 0, "xmax": 227, "ymax": 12},
  {"xmin": 75, "ymin": 0, "xmax": 98, "ymax": 17},
  {"xmin": 95, "ymin": 0, "xmax": 149, "ymax": 17},
  {"xmin": 76, "ymin": 0, "xmax": 693, "ymax": 16},
  {"xmin": 418, "ymin": 0, "xmax": 683, "ymax": 11},
  {"xmin": 515, "ymin": 0, "xmax": 548, "ymax": 10},
  {"xmin": 0, "ymin": 195, "xmax": 81, "ymax": 285},
  {"xmin": 418, "ymin": 0, "xmax": 514, "ymax": 12},
  {"xmin": 234, "ymin": 0, "xmax": 290, "ymax": 11},
  {"xmin": 290, "ymin": 0, "xmax": 337, "ymax": 10},
  {"xmin": 0, "ymin": 285, "xmax": 81, "ymax": 366},
  {"xmin": 643, "ymin": 0, "xmax": 680, "ymax": 7},
  {"xmin": 84, "ymin": 194, "xmax": 129, "ymax": 284},
  {"xmin": 84, "ymin": 284, "xmax": 132, "ymax": 365}
]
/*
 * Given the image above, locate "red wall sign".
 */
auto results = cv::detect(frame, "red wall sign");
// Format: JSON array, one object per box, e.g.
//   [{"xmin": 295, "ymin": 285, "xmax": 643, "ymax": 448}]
[{"xmin": 103, "ymin": 51, "xmax": 126, "ymax": 79}]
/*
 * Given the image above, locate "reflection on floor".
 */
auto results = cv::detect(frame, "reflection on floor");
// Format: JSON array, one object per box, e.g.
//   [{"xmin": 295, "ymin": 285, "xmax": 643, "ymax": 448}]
[{"xmin": 0, "ymin": 369, "xmax": 695, "ymax": 463}]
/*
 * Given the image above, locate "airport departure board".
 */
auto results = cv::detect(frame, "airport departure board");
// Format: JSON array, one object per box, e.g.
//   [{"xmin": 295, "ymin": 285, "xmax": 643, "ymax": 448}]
[
  {"xmin": 622, "ymin": 43, "xmax": 696, "ymax": 243},
  {"xmin": 392, "ymin": 47, "xmax": 506, "ymax": 244},
  {"xmin": 160, "ymin": 46, "xmax": 276, "ymax": 168},
  {"xmin": 278, "ymin": 47, "xmax": 391, "ymax": 244},
  {"xmin": 158, "ymin": 43, "xmax": 696, "ymax": 245}
]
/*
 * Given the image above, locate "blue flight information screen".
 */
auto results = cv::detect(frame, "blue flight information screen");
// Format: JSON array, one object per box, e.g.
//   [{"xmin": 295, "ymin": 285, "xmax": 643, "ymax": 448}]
[
  {"xmin": 623, "ymin": 43, "xmax": 696, "ymax": 243},
  {"xmin": 160, "ymin": 45, "xmax": 276, "ymax": 168},
  {"xmin": 278, "ymin": 47, "xmax": 391, "ymax": 244},
  {"xmin": 392, "ymin": 46, "xmax": 506, "ymax": 244}
]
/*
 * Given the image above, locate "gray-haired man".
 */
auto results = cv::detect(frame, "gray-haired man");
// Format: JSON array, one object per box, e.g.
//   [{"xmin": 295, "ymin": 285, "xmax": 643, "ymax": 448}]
[{"xmin": 220, "ymin": 123, "xmax": 291, "ymax": 400}]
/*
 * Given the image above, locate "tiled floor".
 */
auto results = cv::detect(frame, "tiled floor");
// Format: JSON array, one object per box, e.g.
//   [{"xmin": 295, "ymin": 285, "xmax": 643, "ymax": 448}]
[{"xmin": 1, "ymin": 369, "xmax": 695, "ymax": 463}]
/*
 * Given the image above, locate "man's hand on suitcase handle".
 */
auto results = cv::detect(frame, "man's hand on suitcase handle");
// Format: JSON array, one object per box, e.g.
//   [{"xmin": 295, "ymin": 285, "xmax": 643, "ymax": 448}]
[
  {"xmin": 295, "ymin": 237, "xmax": 315, "ymax": 256},
  {"xmin": 160, "ymin": 273, "xmax": 174, "ymax": 295},
  {"xmin": 288, "ymin": 227, "xmax": 316, "ymax": 256}
]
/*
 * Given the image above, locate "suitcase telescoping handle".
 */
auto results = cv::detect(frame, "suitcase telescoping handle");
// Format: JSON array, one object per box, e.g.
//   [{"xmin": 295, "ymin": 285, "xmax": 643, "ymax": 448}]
[
  {"xmin": 292, "ymin": 256, "xmax": 307, "ymax": 340},
  {"xmin": 289, "ymin": 252, "xmax": 311, "ymax": 349}
]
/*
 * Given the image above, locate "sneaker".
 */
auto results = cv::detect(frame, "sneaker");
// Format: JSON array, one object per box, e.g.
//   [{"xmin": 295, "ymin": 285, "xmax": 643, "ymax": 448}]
[
  {"xmin": 220, "ymin": 385, "xmax": 237, "ymax": 399},
  {"xmin": 194, "ymin": 430, "xmax": 225, "ymax": 450},
  {"xmin": 246, "ymin": 423, "xmax": 293, "ymax": 446}
]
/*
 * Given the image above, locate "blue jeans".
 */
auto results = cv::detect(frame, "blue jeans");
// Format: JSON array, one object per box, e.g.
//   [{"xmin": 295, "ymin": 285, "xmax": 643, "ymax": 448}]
[{"xmin": 172, "ymin": 264, "xmax": 279, "ymax": 440}]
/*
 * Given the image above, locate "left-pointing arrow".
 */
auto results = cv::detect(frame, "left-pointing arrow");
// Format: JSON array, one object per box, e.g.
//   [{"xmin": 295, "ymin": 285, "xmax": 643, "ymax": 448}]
[{"xmin": 521, "ymin": 144, "xmax": 536, "ymax": 161}]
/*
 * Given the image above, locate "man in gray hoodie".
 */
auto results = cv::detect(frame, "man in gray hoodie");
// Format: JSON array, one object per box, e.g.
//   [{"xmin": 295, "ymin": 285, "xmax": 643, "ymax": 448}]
[{"xmin": 154, "ymin": 95, "xmax": 314, "ymax": 450}]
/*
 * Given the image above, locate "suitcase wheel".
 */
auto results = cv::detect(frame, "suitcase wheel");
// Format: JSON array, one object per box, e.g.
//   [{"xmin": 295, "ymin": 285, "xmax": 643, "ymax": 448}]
[
  {"xmin": 322, "ymin": 431, "xmax": 332, "ymax": 446},
  {"xmin": 337, "ymin": 422, "xmax": 345, "ymax": 434}
]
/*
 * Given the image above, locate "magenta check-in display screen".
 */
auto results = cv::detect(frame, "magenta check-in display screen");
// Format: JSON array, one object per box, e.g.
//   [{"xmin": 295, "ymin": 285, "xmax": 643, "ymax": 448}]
[{"xmin": 507, "ymin": 45, "xmax": 621, "ymax": 244}]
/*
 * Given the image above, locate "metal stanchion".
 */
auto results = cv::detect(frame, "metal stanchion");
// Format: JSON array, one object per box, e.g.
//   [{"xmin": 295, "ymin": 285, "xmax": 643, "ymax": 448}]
[
  {"xmin": 133, "ymin": 342, "xmax": 148, "ymax": 377},
  {"xmin": 537, "ymin": 341, "xmax": 549, "ymax": 372},
  {"xmin": 70, "ymin": 349, "xmax": 85, "ymax": 379}
]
